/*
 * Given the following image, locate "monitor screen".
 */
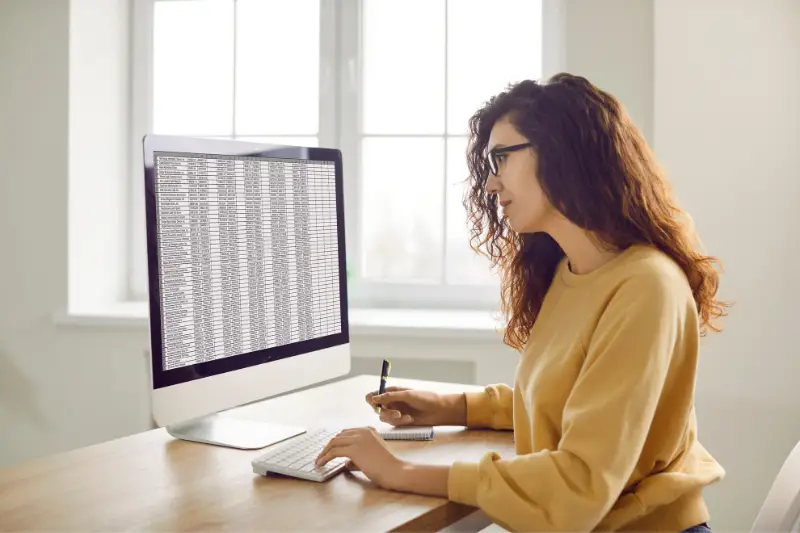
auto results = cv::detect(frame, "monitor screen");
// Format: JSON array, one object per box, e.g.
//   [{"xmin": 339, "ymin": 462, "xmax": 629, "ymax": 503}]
[{"xmin": 144, "ymin": 138, "xmax": 349, "ymax": 389}]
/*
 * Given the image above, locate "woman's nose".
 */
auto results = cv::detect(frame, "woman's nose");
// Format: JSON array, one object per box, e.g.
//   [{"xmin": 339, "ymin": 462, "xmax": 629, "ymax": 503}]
[{"xmin": 485, "ymin": 175, "xmax": 501, "ymax": 195}]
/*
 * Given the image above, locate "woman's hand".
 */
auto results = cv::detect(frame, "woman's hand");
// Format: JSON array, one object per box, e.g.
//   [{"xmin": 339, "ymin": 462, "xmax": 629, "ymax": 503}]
[
  {"xmin": 366, "ymin": 387, "xmax": 467, "ymax": 427},
  {"xmin": 315, "ymin": 427, "xmax": 406, "ymax": 490}
]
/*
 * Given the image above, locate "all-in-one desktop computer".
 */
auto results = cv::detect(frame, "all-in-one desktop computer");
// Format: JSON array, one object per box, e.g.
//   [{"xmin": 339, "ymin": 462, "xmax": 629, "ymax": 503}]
[{"xmin": 142, "ymin": 135, "xmax": 351, "ymax": 476}]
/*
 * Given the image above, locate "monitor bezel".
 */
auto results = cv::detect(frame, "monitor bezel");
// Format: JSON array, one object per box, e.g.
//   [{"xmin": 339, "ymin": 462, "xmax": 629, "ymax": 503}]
[{"xmin": 143, "ymin": 134, "xmax": 350, "ymax": 390}]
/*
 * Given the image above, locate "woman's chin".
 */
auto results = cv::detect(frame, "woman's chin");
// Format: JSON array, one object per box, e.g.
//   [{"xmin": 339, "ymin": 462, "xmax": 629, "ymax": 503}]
[{"xmin": 511, "ymin": 220, "xmax": 544, "ymax": 234}]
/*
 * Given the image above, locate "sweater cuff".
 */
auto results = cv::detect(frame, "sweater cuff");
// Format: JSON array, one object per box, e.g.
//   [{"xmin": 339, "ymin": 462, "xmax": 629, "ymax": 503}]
[
  {"xmin": 464, "ymin": 391, "xmax": 495, "ymax": 428},
  {"xmin": 448, "ymin": 461, "xmax": 482, "ymax": 507}
]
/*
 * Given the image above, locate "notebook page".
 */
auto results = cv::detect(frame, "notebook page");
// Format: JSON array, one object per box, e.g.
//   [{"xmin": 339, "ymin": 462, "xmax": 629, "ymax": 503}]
[{"xmin": 379, "ymin": 426, "xmax": 434, "ymax": 440}]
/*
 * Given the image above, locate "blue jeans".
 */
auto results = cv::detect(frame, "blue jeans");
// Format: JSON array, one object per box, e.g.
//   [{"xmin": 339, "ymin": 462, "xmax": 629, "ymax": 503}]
[{"xmin": 682, "ymin": 523, "xmax": 711, "ymax": 533}]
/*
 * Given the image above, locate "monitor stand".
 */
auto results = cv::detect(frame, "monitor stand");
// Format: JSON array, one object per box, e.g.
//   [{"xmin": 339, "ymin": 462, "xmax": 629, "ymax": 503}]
[{"xmin": 165, "ymin": 413, "xmax": 306, "ymax": 450}]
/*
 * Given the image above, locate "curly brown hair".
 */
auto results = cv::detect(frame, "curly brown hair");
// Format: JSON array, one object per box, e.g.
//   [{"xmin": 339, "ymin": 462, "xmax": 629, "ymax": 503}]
[{"xmin": 465, "ymin": 73, "xmax": 730, "ymax": 351}]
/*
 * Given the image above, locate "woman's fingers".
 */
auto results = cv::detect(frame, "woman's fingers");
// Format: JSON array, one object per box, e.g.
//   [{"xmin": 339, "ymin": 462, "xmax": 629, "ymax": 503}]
[
  {"xmin": 372, "ymin": 390, "xmax": 412, "ymax": 405},
  {"xmin": 317, "ymin": 435, "xmax": 357, "ymax": 463},
  {"xmin": 379, "ymin": 410, "xmax": 414, "ymax": 425},
  {"xmin": 379, "ymin": 409, "xmax": 403, "ymax": 422},
  {"xmin": 366, "ymin": 386, "xmax": 411, "ymax": 407},
  {"xmin": 316, "ymin": 444, "xmax": 355, "ymax": 467}
]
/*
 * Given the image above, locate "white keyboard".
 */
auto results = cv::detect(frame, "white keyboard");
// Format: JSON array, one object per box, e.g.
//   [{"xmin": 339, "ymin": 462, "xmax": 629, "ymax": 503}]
[{"xmin": 251, "ymin": 428, "xmax": 348, "ymax": 482}]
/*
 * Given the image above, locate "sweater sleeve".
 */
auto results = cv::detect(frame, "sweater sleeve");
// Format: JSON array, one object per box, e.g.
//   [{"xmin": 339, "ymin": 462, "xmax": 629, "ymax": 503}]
[
  {"xmin": 463, "ymin": 384, "xmax": 514, "ymax": 430},
  {"xmin": 448, "ymin": 274, "xmax": 686, "ymax": 532}
]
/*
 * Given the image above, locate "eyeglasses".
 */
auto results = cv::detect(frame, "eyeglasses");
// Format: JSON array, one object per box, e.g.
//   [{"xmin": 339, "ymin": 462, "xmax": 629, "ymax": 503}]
[{"xmin": 487, "ymin": 142, "xmax": 531, "ymax": 176}]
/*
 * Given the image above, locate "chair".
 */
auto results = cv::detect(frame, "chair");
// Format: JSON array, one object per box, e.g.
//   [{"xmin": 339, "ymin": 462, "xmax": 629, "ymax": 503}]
[{"xmin": 751, "ymin": 440, "xmax": 800, "ymax": 532}]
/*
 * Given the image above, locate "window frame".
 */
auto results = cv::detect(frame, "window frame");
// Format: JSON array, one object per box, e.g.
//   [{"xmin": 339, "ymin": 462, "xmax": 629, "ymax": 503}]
[{"xmin": 129, "ymin": 0, "xmax": 506, "ymax": 310}]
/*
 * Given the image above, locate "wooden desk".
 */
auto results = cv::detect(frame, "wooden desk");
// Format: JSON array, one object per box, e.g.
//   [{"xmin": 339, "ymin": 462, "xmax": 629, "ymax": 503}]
[{"xmin": 0, "ymin": 375, "xmax": 515, "ymax": 532}]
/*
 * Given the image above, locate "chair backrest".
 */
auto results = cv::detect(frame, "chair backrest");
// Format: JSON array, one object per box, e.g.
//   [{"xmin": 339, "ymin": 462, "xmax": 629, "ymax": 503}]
[{"xmin": 751, "ymin": 440, "xmax": 800, "ymax": 532}]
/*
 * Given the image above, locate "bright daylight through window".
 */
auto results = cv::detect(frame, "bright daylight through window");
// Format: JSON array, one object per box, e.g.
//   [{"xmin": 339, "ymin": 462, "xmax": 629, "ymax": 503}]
[{"xmin": 132, "ymin": 0, "xmax": 542, "ymax": 308}]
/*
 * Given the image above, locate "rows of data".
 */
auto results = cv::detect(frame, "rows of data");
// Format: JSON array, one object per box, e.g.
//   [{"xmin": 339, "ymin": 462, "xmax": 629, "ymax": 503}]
[{"xmin": 154, "ymin": 153, "xmax": 341, "ymax": 370}]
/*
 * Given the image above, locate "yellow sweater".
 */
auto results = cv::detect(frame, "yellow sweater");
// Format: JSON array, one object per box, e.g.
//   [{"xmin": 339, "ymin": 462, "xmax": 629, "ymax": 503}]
[{"xmin": 448, "ymin": 245, "xmax": 724, "ymax": 532}]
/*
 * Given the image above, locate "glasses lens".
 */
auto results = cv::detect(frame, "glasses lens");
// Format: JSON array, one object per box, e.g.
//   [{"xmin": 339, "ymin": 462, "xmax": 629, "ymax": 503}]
[{"xmin": 488, "ymin": 152, "xmax": 497, "ymax": 175}]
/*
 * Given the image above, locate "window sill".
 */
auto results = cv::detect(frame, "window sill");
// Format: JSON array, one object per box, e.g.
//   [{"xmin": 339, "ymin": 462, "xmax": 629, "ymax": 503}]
[{"xmin": 54, "ymin": 302, "xmax": 505, "ymax": 341}]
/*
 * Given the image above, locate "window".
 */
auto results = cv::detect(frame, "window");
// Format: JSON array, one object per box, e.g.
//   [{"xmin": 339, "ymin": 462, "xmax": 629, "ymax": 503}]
[{"xmin": 131, "ymin": 0, "xmax": 542, "ymax": 309}]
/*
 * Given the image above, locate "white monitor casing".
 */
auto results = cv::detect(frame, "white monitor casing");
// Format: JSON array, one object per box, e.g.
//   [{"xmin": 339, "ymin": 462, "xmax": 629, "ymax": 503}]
[{"xmin": 143, "ymin": 135, "xmax": 351, "ymax": 448}]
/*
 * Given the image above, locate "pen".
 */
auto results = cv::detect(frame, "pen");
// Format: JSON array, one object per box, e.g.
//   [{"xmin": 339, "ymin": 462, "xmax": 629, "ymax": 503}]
[{"xmin": 376, "ymin": 359, "xmax": 391, "ymax": 414}]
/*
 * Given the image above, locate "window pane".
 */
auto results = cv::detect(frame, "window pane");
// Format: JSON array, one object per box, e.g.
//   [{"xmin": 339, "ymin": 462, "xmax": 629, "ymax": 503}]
[
  {"xmin": 361, "ymin": 137, "xmax": 444, "ymax": 282},
  {"xmin": 362, "ymin": 0, "xmax": 445, "ymax": 134},
  {"xmin": 235, "ymin": 136, "xmax": 319, "ymax": 147},
  {"xmin": 445, "ymin": 137, "xmax": 499, "ymax": 285},
  {"xmin": 153, "ymin": 0, "xmax": 233, "ymax": 135},
  {"xmin": 447, "ymin": 0, "xmax": 542, "ymax": 134},
  {"xmin": 235, "ymin": 0, "xmax": 319, "ymax": 135}
]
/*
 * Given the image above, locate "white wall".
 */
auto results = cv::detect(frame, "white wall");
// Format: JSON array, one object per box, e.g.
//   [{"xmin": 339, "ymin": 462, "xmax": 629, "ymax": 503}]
[
  {"xmin": 543, "ymin": 0, "xmax": 653, "ymax": 141},
  {"xmin": 1, "ymin": 0, "xmax": 799, "ymax": 531},
  {"xmin": 68, "ymin": 0, "xmax": 130, "ymax": 311},
  {"xmin": 0, "ymin": 0, "xmax": 152, "ymax": 468},
  {"xmin": 563, "ymin": 0, "xmax": 654, "ymax": 142},
  {"xmin": 654, "ymin": 0, "xmax": 800, "ymax": 529}
]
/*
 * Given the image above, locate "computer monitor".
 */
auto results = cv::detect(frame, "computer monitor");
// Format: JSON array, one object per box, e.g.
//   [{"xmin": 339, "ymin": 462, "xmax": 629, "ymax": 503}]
[{"xmin": 142, "ymin": 135, "xmax": 350, "ymax": 449}]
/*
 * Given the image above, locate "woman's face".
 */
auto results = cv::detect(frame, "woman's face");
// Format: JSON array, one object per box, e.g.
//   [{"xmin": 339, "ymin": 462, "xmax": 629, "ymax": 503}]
[{"xmin": 485, "ymin": 118, "xmax": 554, "ymax": 233}]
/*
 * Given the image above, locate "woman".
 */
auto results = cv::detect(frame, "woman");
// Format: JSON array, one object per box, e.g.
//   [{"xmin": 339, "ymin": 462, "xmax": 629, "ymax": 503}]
[{"xmin": 315, "ymin": 73, "xmax": 729, "ymax": 532}]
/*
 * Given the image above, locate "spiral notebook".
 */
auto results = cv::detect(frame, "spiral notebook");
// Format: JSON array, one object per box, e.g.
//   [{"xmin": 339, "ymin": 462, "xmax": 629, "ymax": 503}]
[{"xmin": 378, "ymin": 426, "xmax": 434, "ymax": 441}]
